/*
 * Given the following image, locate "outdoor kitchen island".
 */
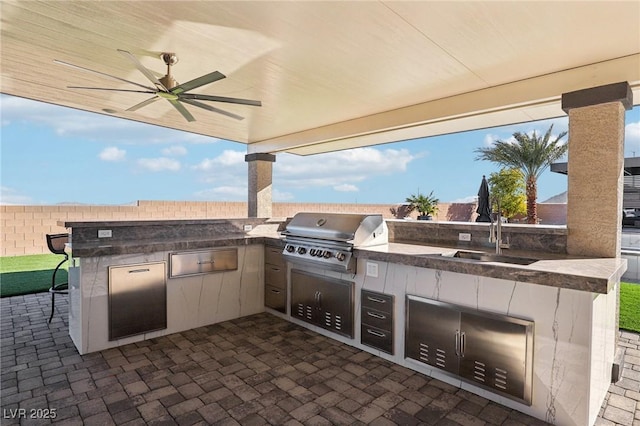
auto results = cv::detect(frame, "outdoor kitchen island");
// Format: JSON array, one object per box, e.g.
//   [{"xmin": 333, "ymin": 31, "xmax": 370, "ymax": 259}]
[{"xmin": 61, "ymin": 218, "xmax": 626, "ymax": 426}]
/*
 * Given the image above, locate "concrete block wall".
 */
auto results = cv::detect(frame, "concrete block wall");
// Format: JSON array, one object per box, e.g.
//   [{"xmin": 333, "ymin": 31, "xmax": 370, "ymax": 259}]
[{"xmin": 0, "ymin": 200, "xmax": 567, "ymax": 257}]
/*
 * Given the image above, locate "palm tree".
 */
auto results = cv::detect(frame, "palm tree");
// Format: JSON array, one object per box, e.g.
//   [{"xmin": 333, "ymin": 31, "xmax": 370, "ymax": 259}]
[{"xmin": 475, "ymin": 124, "xmax": 567, "ymax": 224}]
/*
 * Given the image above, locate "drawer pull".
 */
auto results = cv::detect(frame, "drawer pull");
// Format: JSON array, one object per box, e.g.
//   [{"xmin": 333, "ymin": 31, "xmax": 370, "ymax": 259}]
[
  {"xmin": 197, "ymin": 260, "xmax": 215, "ymax": 265},
  {"xmin": 367, "ymin": 311, "xmax": 386, "ymax": 320},
  {"xmin": 128, "ymin": 268, "xmax": 150, "ymax": 274},
  {"xmin": 270, "ymin": 267, "xmax": 281, "ymax": 271},
  {"xmin": 270, "ymin": 289, "xmax": 281, "ymax": 294},
  {"xmin": 367, "ymin": 296, "xmax": 386, "ymax": 304},
  {"xmin": 367, "ymin": 329, "xmax": 386, "ymax": 338}
]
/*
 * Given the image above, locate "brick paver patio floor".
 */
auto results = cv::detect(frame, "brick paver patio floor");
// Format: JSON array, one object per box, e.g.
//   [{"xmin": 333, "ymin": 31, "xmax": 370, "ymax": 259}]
[{"xmin": 1, "ymin": 293, "xmax": 638, "ymax": 425}]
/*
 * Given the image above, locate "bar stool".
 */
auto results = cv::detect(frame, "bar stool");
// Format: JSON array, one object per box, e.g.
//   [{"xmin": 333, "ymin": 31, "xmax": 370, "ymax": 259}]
[{"xmin": 46, "ymin": 233, "xmax": 69, "ymax": 323}]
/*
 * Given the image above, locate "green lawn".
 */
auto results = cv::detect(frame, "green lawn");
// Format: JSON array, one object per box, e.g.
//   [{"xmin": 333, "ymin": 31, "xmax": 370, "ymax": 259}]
[
  {"xmin": 620, "ymin": 282, "xmax": 640, "ymax": 333},
  {"xmin": 0, "ymin": 254, "xmax": 68, "ymax": 298}
]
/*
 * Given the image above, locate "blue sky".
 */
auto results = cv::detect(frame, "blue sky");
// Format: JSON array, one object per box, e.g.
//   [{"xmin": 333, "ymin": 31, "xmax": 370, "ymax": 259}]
[{"xmin": 1, "ymin": 94, "xmax": 639, "ymax": 206}]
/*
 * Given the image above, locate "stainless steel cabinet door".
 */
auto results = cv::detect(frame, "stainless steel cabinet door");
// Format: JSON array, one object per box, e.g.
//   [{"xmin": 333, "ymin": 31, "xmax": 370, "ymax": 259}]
[
  {"xmin": 290, "ymin": 269, "xmax": 354, "ymax": 338},
  {"xmin": 459, "ymin": 312, "xmax": 533, "ymax": 404},
  {"xmin": 109, "ymin": 262, "xmax": 166, "ymax": 340},
  {"xmin": 291, "ymin": 269, "xmax": 319, "ymax": 323},
  {"xmin": 315, "ymin": 274, "xmax": 353, "ymax": 337},
  {"xmin": 405, "ymin": 295, "xmax": 460, "ymax": 374}
]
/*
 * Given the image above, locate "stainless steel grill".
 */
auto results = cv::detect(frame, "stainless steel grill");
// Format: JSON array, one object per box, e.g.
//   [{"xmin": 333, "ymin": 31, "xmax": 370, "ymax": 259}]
[{"xmin": 282, "ymin": 212, "xmax": 388, "ymax": 273}]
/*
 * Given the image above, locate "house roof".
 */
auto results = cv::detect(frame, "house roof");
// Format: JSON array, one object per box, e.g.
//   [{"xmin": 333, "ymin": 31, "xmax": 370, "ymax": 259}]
[
  {"xmin": 1, "ymin": 1, "xmax": 639, "ymax": 155},
  {"xmin": 551, "ymin": 157, "xmax": 640, "ymax": 176}
]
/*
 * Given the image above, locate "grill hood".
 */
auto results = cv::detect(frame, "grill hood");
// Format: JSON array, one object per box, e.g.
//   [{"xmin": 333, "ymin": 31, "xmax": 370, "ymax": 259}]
[{"xmin": 283, "ymin": 212, "xmax": 388, "ymax": 247}]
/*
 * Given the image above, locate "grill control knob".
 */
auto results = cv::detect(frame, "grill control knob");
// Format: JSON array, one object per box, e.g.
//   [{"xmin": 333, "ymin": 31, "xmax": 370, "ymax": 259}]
[
  {"xmin": 297, "ymin": 247, "xmax": 307, "ymax": 255},
  {"xmin": 309, "ymin": 249, "xmax": 317, "ymax": 256},
  {"xmin": 323, "ymin": 251, "xmax": 332, "ymax": 258},
  {"xmin": 336, "ymin": 252, "xmax": 346, "ymax": 261},
  {"xmin": 286, "ymin": 245, "xmax": 295, "ymax": 253}
]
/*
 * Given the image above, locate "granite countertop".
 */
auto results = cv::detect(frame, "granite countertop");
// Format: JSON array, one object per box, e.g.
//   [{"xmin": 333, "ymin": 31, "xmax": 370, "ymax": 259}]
[
  {"xmin": 66, "ymin": 221, "xmax": 624, "ymax": 294},
  {"xmin": 68, "ymin": 223, "xmax": 286, "ymax": 257},
  {"xmin": 356, "ymin": 242, "xmax": 626, "ymax": 294}
]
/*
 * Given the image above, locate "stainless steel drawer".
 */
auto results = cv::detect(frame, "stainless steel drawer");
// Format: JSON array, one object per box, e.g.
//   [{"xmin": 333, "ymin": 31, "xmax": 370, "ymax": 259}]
[
  {"xmin": 361, "ymin": 324, "xmax": 393, "ymax": 354},
  {"xmin": 362, "ymin": 290, "xmax": 393, "ymax": 314},
  {"xmin": 169, "ymin": 248, "xmax": 238, "ymax": 278},
  {"xmin": 109, "ymin": 262, "xmax": 166, "ymax": 340},
  {"xmin": 362, "ymin": 306, "xmax": 393, "ymax": 330},
  {"xmin": 265, "ymin": 264, "xmax": 286, "ymax": 289},
  {"xmin": 265, "ymin": 246, "xmax": 286, "ymax": 268},
  {"xmin": 265, "ymin": 285, "xmax": 286, "ymax": 313}
]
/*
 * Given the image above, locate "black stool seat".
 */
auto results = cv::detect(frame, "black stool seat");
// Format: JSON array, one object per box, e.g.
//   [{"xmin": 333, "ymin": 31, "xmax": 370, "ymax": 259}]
[{"xmin": 46, "ymin": 233, "xmax": 69, "ymax": 323}]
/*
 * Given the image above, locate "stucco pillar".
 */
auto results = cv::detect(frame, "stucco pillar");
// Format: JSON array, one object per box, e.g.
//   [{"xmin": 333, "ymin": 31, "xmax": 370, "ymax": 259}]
[
  {"xmin": 245, "ymin": 153, "xmax": 276, "ymax": 218},
  {"xmin": 562, "ymin": 82, "xmax": 633, "ymax": 257}
]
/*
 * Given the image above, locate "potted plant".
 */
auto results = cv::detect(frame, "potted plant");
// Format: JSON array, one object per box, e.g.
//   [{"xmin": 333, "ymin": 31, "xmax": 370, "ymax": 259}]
[{"xmin": 405, "ymin": 191, "xmax": 439, "ymax": 220}]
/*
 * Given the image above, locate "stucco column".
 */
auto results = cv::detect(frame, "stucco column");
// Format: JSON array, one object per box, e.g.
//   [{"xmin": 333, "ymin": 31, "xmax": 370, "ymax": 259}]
[
  {"xmin": 245, "ymin": 153, "xmax": 276, "ymax": 218},
  {"xmin": 562, "ymin": 82, "xmax": 633, "ymax": 257}
]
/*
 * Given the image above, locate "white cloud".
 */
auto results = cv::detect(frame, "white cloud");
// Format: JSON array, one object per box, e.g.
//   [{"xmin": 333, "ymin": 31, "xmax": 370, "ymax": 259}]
[
  {"xmin": 137, "ymin": 157, "xmax": 181, "ymax": 172},
  {"xmin": 161, "ymin": 145, "xmax": 187, "ymax": 156},
  {"xmin": 0, "ymin": 186, "xmax": 33, "ymax": 205},
  {"xmin": 626, "ymin": 121, "xmax": 640, "ymax": 142},
  {"xmin": 214, "ymin": 150, "xmax": 245, "ymax": 166},
  {"xmin": 0, "ymin": 94, "xmax": 222, "ymax": 145},
  {"xmin": 483, "ymin": 133, "xmax": 499, "ymax": 146},
  {"xmin": 625, "ymin": 121, "xmax": 640, "ymax": 156},
  {"xmin": 195, "ymin": 185, "xmax": 246, "ymax": 201},
  {"xmin": 99, "ymin": 146, "xmax": 126, "ymax": 162},
  {"xmin": 275, "ymin": 147, "xmax": 417, "ymax": 190},
  {"xmin": 193, "ymin": 150, "xmax": 245, "ymax": 170},
  {"xmin": 273, "ymin": 189, "xmax": 294, "ymax": 201},
  {"xmin": 334, "ymin": 184, "xmax": 359, "ymax": 192}
]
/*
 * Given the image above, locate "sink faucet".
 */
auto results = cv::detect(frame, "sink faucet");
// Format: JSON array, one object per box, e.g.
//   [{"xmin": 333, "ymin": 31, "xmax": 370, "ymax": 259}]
[{"xmin": 489, "ymin": 201, "xmax": 510, "ymax": 254}]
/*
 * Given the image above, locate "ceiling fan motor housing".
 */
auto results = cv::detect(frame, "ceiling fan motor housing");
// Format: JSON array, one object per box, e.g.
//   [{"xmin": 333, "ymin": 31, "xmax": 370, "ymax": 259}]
[
  {"xmin": 160, "ymin": 53, "xmax": 179, "ymax": 89},
  {"xmin": 160, "ymin": 74, "xmax": 178, "ymax": 90}
]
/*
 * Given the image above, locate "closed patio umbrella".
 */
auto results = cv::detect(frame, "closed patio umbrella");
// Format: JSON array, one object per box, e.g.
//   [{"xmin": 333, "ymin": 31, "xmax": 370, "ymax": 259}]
[{"xmin": 476, "ymin": 175, "xmax": 492, "ymax": 222}]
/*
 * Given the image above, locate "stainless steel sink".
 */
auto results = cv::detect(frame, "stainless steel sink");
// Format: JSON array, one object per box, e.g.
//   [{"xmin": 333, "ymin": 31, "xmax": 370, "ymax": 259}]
[{"xmin": 449, "ymin": 250, "xmax": 537, "ymax": 265}]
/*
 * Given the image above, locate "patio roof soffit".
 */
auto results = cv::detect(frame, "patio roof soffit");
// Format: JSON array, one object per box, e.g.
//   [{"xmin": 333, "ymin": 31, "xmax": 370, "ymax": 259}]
[{"xmin": 247, "ymin": 54, "xmax": 640, "ymax": 156}]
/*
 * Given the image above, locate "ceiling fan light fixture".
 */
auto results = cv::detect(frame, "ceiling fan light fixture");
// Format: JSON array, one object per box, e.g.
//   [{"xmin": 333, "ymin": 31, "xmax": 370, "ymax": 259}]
[{"xmin": 160, "ymin": 52, "xmax": 178, "ymax": 66}]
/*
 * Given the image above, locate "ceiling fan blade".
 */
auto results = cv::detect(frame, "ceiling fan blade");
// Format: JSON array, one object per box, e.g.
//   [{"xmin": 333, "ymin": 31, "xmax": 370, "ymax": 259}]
[
  {"xmin": 179, "ymin": 93, "xmax": 261, "ymax": 107},
  {"xmin": 117, "ymin": 49, "xmax": 168, "ymax": 92},
  {"xmin": 170, "ymin": 71, "xmax": 226, "ymax": 94},
  {"xmin": 54, "ymin": 59, "xmax": 156, "ymax": 91},
  {"xmin": 180, "ymin": 98, "xmax": 244, "ymax": 121},
  {"xmin": 68, "ymin": 86, "xmax": 156, "ymax": 94},
  {"xmin": 126, "ymin": 96, "xmax": 160, "ymax": 112},
  {"xmin": 168, "ymin": 99, "xmax": 195, "ymax": 122}
]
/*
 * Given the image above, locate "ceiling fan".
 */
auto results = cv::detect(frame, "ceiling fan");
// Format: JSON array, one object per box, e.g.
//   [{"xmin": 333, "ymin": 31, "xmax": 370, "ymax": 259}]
[{"xmin": 54, "ymin": 49, "xmax": 261, "ymax": 122}]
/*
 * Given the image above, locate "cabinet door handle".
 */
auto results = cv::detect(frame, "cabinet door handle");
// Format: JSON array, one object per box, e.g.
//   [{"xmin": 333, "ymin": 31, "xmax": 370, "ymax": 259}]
[
  {"xmin": 367, "ymin": 329, "xmax": 386, "ymax": 338},
  {"xmin": 128, "ymin": 268, "xmax": 150, "ymax": 274},
  {"xmin": 460, "ymin": 331, "xmax": 466, "ymax": 357},
  {"xmin": 455, "ymin": 330, "xmax": 461, "ymax": 357},
  {"xmin": 367, "ymin": 296, "xmax": 386, "ymax": 304},
  {"xmin": 197, "ymin": 260, "xmax": 215, "ymax": 265},
  {"xmin": 367, "ymin": 311, "xmax": 386, "ymax": 320},
  {"xmin": 317, "ymin": 292, "xmax": 322, "ymax": 310}
]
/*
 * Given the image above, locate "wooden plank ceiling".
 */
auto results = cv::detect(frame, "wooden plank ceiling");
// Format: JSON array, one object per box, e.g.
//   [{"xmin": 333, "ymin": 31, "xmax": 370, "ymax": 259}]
[{"xmin": 1, "ymin": 1, "xmax": 639, "ymax": 155}]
